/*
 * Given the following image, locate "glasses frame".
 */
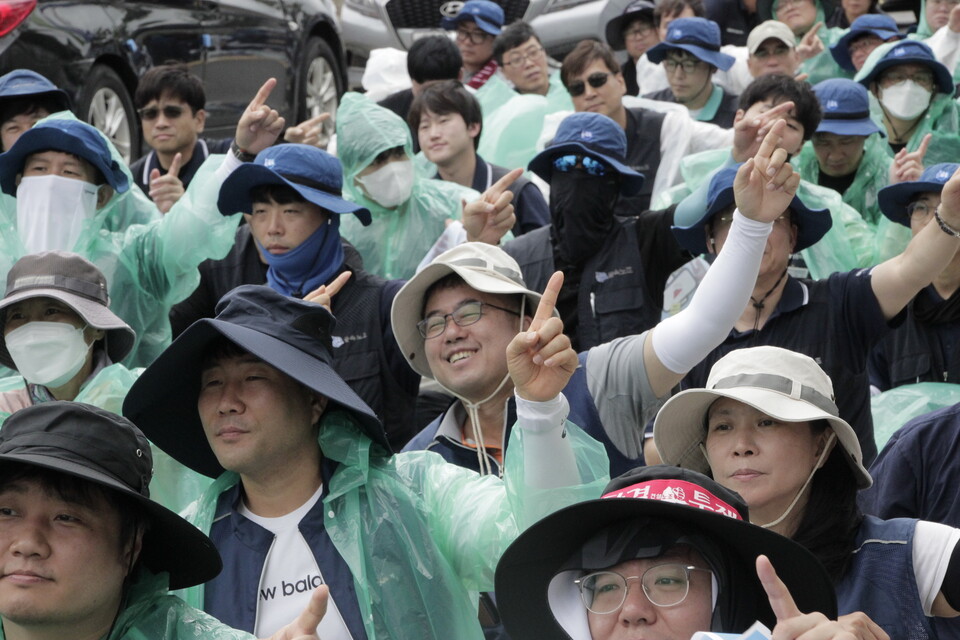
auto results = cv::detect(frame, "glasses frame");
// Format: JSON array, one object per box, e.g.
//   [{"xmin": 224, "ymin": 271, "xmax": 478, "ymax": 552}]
[
  {"xmin": 552, "ymin": 154, "xmax": 609, "ymax": 177},
  {"xmin": 503, "ymin": 45, "xmax": 545, "ymax": 67},
  {"xmin": 575, "ymin": 564, "xmax": 714, "ymax": 615},
  {"xmin": 878, "ymin": 70, "xmax": 936, "ymax": 91},
  {"xmin": 567, "ymin": 71, "xmax": 611, "ymax": 97},
  {"xmin": 137, "ymin": 105, "xmax": 187, "ymax": 121},
  {"xmin": 456, "ymin": 28, "xmax": 493, "ymax": 45},
  {"xmin": 907, "ymin": 200, "xmax": 937, "ymax": 222},
  {"xmin": 418, "ymin": 301, "xmax": 520, "ymax": 339},
  {"xmin": 663, "ymin": 57, "xmax": 705, "ymax": 75}
]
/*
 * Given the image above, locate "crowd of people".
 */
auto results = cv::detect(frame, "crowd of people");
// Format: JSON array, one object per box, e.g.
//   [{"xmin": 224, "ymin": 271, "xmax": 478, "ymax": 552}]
[{"xmin": 0, "ymin": 0, "xmax": 957, "ymax": 638}]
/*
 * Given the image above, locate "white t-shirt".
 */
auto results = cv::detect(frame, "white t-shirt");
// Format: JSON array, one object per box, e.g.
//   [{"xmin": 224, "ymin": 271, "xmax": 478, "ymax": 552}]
[{"xmin": 239, "ymin": 485, "xmax": 354, "ymax": 639}]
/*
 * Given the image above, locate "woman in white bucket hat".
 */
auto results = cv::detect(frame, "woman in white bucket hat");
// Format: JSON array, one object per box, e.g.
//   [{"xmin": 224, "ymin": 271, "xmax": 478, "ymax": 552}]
[{"xmin": 653, "ymin": 345, "xmax": 960, "ymax": 639}]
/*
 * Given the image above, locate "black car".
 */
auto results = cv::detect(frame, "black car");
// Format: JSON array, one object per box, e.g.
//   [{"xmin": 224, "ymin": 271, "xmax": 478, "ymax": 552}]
[{"xmin": 0, "ymin": 0, "xmax": 347, "ymax": 162}]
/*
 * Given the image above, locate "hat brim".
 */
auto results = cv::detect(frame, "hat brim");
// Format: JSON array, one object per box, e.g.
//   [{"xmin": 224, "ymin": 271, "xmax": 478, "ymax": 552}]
[
  {"xmin": 495, "ymin": 492, "xmax": 838, "ymax": 639},
  {"xmin": 0, "ymin": 450, "xmax": 221, "ymax": 589},
  {"xmin": 816, "ymin": 117, "xmax": 883, "ymax": 137},
  {"xmin": 391, "ymin": 259, "xmax": 548, "ymax": 380},
  {"xmin": 646, "ymin": 43, "xmax": 736, "ymax": 71},
  {"xmin": 218, "ymin": 164, "xmax": 372, "ymax": 225},
  {"xmin": 528, "ymin": 142, "xmax": 645, "ymax": 196},
  {"xmin": 0, "ymin": 125, "xmax": 128, "ymax": 195},
  {"xmin": 672, "ymin": 186, "xmax": 832, "ymax": 255},
  {"xmin": 605, "ymin": 7, "xmax": 655, "ymax": 50},
  {"xmin": 857, "ymin": 52, "xmax": 954, "ymax": 95},
  {"xmin": 878, "ymin": 179, "xmax": 948, "ymax": 227},
  {"xmin": 0, "ymin": 287, "xmax": 135, "ymax": 369},
  {"xmin": 441, "ymin": 13, "xmax": 502, "ymax": 34},
  {"xmin": 652, "ymin": 386, "xmax": 872, "ymax": 488},
  {"xmin": 830, "ymin": 29, "xmax": 901, "ymax": 72},
  {"xmin": 122, "ymin": 318, "xmax": 386, "ymax": 478}
]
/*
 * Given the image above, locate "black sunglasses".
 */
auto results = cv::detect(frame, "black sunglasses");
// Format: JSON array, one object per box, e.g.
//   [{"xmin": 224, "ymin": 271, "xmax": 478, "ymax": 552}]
[
  {"xmin": 138, "ymin": 105, "xmax": 186, "ymax": 121},
  {"xmin": 567, "ymin": 72, "xmax": 611, "ymax": 97}
]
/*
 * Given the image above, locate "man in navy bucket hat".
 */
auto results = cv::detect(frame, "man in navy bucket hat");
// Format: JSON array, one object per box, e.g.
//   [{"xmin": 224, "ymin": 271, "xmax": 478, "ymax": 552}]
[
  {"xmin": 644, "ymin": 17, "xmax": 740, "ymax": 127},
  {"xmin": 869, "ymin": 163, "xmax": 960, "ymax": 390},
  {"xmin": 172, "ymin": 143, "xmax": 420, "ymax": 450},
  {"xmin": 829, "ymin": 14, "xmax": 903, "ymax": 73},
  {"xmin": 669, "ymin": 155, "xmax": 960, "ymax": 467},
  {"xmin": 504, "ymin": 111, "xmax": 692, "ymax": 351},
  {"xmin": 0, "ymin": 69, "xmax": 71, "ymax": 152},
  {"xmin": 123, "ymin": 281, "xmax": 609, "ymax": 639},
  {"xmin": 442, "ymin": 0, "xmax": 504, "ymax": 89}
]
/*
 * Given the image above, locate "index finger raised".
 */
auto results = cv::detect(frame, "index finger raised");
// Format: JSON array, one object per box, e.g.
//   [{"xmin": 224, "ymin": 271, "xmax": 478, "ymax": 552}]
[
  {"xmin": 914, "ymin": 133, "xmax": 933, "ymax": 161},
  {"xmin": 484, "ymin": 167, "xmax": 523, "ymax": 203},
  {"xmin": 533, "ymin": 271, "xmax": 563, "ymax": 325},
  {"xmin": 167, "ymin": 152, "xmax": 183, "ymax": 178},
  {"xmin": 755, "ymin": 119, "xmax": 786, "ymax": 162},
  {"xmin": 248, "ymin": 78, "xmax": 277, "ymax": 110},
  {"xmin": 756, "ymin": 555, "xmax": 802, "ymax": 623},
  {"xmin": 325, "ymin": 270, "xmax": 352, "ymax": 298},
  {"xmin": 804, "ymin": 21, "xmax": 823, "ymax": 40},
  {"xmin": 756, "ymin": 100, "xmax": 796, "ymax": 126}
]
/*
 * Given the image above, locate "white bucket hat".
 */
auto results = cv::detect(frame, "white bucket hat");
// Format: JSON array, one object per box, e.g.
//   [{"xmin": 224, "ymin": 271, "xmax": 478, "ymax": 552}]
[
  {"xmin": 391, "ymin": 242, "xmax": 553, "ymax": 380},
  {"xmin": 653, "ymin": 346, "xmax": 872, "ymax": 489}
]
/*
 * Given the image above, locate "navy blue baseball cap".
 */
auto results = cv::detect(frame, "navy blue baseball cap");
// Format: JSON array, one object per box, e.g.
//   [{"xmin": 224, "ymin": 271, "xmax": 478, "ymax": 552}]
[
  {"xmin": 0, "ymin": 69, "xmax": 71, "ymax": 112},
  {"xmin": 528, "ymin": 112, "xmax": 645, "ymax": 196},
  {"xmin": 605, "ymin": 0, "xmax": 657, "ymax": 50},
  {"xmin": 0, "ymin": 118, "xmax": 129, "ymax": 196},
  {"xmin": 441, "ymin": 0, "xmax": 504, "ymax": 35},
  {"xmin": 830, "ymin": 15, "xmax": 902, "ymax": 72},
  {"xmin": 672, "ymin": 165, "xmax": 832, "ymax": 254},
  {"xmin": 879, "ymin": 163, "xmax": 959, "ymax": 227},
  {"xmin": 813, "ymin": 78, "xmax": 883, "ymax": 137},
  {"xmin": 646, "ymin": 17, "xmax": 736, "ymax": 70},
  {"xmin": 856, "ymin": 40, "xmax": 954, "ymax": 95},
  {"xmin": 218, "ymin": 144, "xmax": 371, "ymax": 224}
]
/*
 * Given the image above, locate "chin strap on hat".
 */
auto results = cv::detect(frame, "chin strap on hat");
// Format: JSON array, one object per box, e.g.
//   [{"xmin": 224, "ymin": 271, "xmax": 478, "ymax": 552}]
[{"xmin": 759, "ymin": 431, "xmax": 836, "ymax": 530}]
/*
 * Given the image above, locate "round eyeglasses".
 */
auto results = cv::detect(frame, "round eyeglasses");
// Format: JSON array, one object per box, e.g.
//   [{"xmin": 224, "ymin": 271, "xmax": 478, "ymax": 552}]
[
  {"xmin": 418, "ymin": 301, "xmax": 520, "ymax": 339},
  {"xmin": 574, "ymin": 564, "xmax": 713, "ymax": 614}
]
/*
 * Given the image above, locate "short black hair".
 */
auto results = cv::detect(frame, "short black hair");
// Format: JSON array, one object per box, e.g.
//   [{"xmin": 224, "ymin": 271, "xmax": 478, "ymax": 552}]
[
  {"xmin": 654, "ymin": 0, "xmax": 706, "ymax": 25},
  {"xmin": 134, "ymin": 63, "xmax": 206, "ymax": 113},
  {"xmin": 493, "ymin": 21, "xmax": 542, "ymax": 65},
  {"xmin": 408, "ymin": 81, "xmax": 483, "ymax": 149},
  {"xmin": 738, "ymin": 74, "xmax": 822, "ymax": 141},
  {"xmin": 407, "ymin": 36, "xmax": 463, "ymax": 84},
  {"xmin": 561, "ymin": 40, "xmax": 621, "ymax": 88}
]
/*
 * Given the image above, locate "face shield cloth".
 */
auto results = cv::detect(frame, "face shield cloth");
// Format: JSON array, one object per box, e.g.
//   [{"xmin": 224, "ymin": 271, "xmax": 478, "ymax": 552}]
[
  {"xmin": 15, "ymin": 175, "xmax": 100, "ymax": 254},
  {"xmin": 550, "ymin": 171, "xmax": 620, "ymax": 264},
  {"xmin": 879, "ymin": 80, "xmax": 932, "ymax": 120},
  {"xmin": 5, "ymin": 321, "xmax": 91, "ymax": 388},
  {"xmin": 355, "ymin": 160, "xmax": 415, "ymax": 209}
]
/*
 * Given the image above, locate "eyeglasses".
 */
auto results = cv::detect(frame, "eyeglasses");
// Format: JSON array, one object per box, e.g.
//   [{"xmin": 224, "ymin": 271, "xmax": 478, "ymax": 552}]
[
  {"xmin": 879, "ymin": 70, "xmax": 936, "ymax": 90},
  {"xmin": 848, "ymin": 34, "xmax": 883, "ymax": 54},
  {"xmin": 503, "ymin": 45, "xmax": 545, "ymax": 67},
  {"xmin": 137, "ymin": 105, "xmax": 186, "ymax": 121},
  {"xmin": 624, "ymin": 25, "xmax": 655, "ymax": 39},
  {"xmin": 567, "ymin": 72, "xmax": 611, "ymax": 97},
  {"xmin": 553, "ymin": 154, "xmax": 609, "ymax": 177},
  {"xmin": 907, "ymin": 201, "xmax": 937, "ymax": 221},
  {"xmin": 575, "ymin": 564, "xmax": 714, "ymax": 614},
  {"xmin": 663, "ymin": 58, "xmax": 704, "ymax": 75},
  {"xmin": 456, "ymin": 28, "xmax": 493, "ymax": 44},
  {"xmin": 418, "ymin": 301, "xmax": 520, "ymax": 339}
]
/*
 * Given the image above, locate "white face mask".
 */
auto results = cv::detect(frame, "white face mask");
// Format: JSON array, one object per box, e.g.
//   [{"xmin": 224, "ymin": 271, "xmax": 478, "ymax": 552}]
[
  {"xmin": 356, "ymin": 159, "xmax": 415, "ymax": 209},
  {"xmin": 16, "ymin": 175, "xmax": 100, "ymax": 254},
  {"xmin": 879, "ymin": 80, "xmax": 933, "ymax": 121},
  {"xmin": 5, "ymin": 321, "xmax": 91, "ymax": 388}
]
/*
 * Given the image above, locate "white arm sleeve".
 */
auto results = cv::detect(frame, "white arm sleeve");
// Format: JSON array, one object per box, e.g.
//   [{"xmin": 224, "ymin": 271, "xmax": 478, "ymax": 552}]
[
  {"xmin": 652, "ymin": 210, "xmax": 772, "ymax": 374},
  {"xmin": 913, "ymin": 520, "xmax": 960, "ymax": 616},
  {"xmin": 514, "ymin": 392, "xmax": 577, "ymax": 489}
]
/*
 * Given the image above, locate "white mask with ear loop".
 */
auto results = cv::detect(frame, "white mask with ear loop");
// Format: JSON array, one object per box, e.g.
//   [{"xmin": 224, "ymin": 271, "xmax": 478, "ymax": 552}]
[
  {"xmin": 15, "ymin": 175, "xmax": 100, "ymax": 253},
  {"xmin": 5, "ymin": 321, "xmax": 93, "ymax": 388},
  {"xmin": 356, "ymin": 159, "xmax": 415, "ymax": 208},
  {"xmin": 879, "ymin": 80, "xmax": 932, "ymax": 121}
]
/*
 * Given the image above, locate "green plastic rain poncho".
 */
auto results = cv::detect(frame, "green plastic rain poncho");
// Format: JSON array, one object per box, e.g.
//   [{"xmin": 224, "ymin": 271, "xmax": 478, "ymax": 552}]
[
  {"xmin": 759, "ymin": 0, "xmax": 850, "ymax": 85},
  {"xmin": 796, "ymin": 133, "xmax": 912, "ymax": 263},
  {"xmin": 0, "ymin": 365, "xmax": 212, "ymax": 514},
  {"xmin": 855, "ymin": 41, "xmax": 960, "ymax": 167},
  {"xmin": 474, "ymin": 72, "xmax": 575, "ymax": 170},
  {"xmin": 0, "ymin": 114, "xmax": 242, "ymax": 369},
  {"xmin": 337, "ymin": 93, "xmax": 479, "ymax": 280},
  {"xmin": 0, "ymin": 569, "xmax": 254, "ymax": 640},
  {"xmin": 179, "ymin": 409, "xmax": 610, "ymax": 640},
  {"xmin": 657, "ymin": 147, "xmax": 875, "ymax": 279},
  {"xmin": 870, "ymin": 382, "xmax": 960, "ymax": 451},
  {"xmin": 910, "ymin": 0, "xmax": 960, "ymax": 84}
]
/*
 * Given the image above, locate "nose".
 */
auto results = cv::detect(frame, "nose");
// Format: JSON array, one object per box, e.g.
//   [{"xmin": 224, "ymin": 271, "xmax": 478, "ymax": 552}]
[
  {"xmin": 265, "ymin": 211, "xmax": 284, "ymax": 237},
  {"xmin": 732, "ymin": 428, "xmax": 757, "ymax": 457},
  {"xmin": 618, "ymin": 581, "xmax": 658, "ymax": 626},
  {"xmin": 216, "ymin": 378, "xmax": 245, "ymax": 416},
  {"xmin": 10, "ymin": 524, "xmax": 50, "ymax": 559}
]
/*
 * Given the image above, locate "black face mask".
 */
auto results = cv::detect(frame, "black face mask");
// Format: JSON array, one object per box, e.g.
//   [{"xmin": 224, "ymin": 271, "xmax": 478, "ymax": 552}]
[{"xmin": 549, "ymin": 170, "xmax": 621, "ymax": 265}]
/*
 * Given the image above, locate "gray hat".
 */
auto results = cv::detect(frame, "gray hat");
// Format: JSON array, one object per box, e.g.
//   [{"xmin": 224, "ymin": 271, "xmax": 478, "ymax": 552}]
[
  {"xmin": 0, "ymin": 251, "xmax": 135, "ymax": 369},
  {"xmin": 653, "ymin": 346, "xmax": 872, "ymax": 488}
]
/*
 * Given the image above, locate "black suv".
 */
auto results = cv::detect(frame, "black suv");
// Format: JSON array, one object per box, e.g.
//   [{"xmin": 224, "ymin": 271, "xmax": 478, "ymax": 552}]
[{"xmin": 0, "ymin": 0, "xmax": 347, "ymax": 162}]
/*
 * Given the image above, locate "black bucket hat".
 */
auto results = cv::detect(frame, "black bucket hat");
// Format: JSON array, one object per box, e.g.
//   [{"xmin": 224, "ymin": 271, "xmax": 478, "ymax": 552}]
[
  {"xmin": 122, "ymin": 285, "xmax": 387, "ymax": 478},
  {"xmin": 495, "ymin": 465, "xmax": 837, "ymax": 639},
  {"xmin": 0, "ymin": 402, "xmax": 222, "ymax": 589},
  {"xmin": 0, "ymin": 251, "xmax": 135, "ymax": 369}
]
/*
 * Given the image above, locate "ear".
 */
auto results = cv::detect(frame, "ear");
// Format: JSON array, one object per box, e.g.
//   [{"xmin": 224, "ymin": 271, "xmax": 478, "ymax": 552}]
[
  {"xmin": 122, "ymin": 526, "xmax": 145, "ymax": 576},
  {"xmin": 195, "ymin": 108, "xmax": 207, "ymax": 133},
  {"xmin": 467, "ymin": 121, "xmax": 481, "ymax": 139},
  {"xmin": 520, "ymin": 314, "xmax": 533, "ymax": 332},
  {"xmin": 814, "ymin": 430, "xmax": 837, "ymax": 467},
  {"xmin": 96, "ymin": 185, "xmax": 114, "ymax": 208},
  {"xmin": 310, "ymin": 392, "xmax": 329, "ymax": 425},
  {"xmin": 732, "ymin": 109, "xmax": 746, "ymax": 126},
  {"xmin": 788, "ymin": 222, "xmax": 799, "ymax": 252},
  {"xmin": 86, "ymin": 327, "xmax": 106, "ymax": 344}
]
